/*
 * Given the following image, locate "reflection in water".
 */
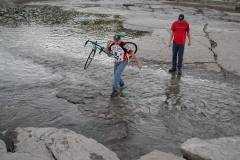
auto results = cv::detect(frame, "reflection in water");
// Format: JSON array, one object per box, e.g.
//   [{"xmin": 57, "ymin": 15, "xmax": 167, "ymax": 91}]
[
  {"xmin": 108, "ymin": 97, "xmax": 135, "ymax": 129},
  {"xmin": 164, "ymin": 74, "xmax": 182, "ymax": 111},
  {"xmin": 107, "ymin": 97, "xmax": 130, "ymax": 124}
]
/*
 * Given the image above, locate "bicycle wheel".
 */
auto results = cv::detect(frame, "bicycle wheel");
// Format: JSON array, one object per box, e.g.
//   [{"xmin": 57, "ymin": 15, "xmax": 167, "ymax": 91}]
[
  {"xmin": 124, "ymin": 42, "xmax": 138, "ymax": 54},
  {"xmin": 84, "ymin": 49, "xmax": 96, "ymax": 70}
]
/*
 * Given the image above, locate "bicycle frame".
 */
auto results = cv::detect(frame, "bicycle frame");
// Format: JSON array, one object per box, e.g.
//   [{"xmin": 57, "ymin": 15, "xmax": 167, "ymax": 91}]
[
  {"xmin": 84, "ymin": 40, "xmax": 107, "ymax": 70},
  {"xmin": 83, "ymin": 40, "xmax": 138, "ymax": 70},
  {"xmin": 84, "ymin": 40, "xmax": 106, "ymax": 54}
]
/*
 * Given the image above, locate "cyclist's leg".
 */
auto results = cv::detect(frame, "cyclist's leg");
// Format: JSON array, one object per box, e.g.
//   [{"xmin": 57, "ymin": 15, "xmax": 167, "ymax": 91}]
[
  {"xmin": 114, "ymin": 62, "xmax": 117, "ymax": 74},
  {"xmin": 112, "ymin": 62, "xmax": 127, "ymax": 91},
  {"xmin": 113, "ymin": 62, "xmax": 120, "ymax": 92},
  {"xmin": 118, "ymin": 62, "xmax": 127, "ymax": 88},
  {"xmin": 113, "ymin": 63, "xmax": 124, "ymax": 88},
  {"xmin": 118, "ymin": 61, "xmax": 127, "ymax": 88},
  {"xmin": 120, "ymin": 79, "xmax": 124, "ymax": 87}
]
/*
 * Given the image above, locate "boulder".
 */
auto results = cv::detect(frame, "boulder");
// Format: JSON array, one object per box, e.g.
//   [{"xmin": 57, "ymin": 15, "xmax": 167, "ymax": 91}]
[
  {"xmin": 0, "ymin": 127, "xmax": 120, "ymax": 160},
  {"xmin": 181, "ymin": 137, "xmax": 240, "ymax": 160},
  {"xmin": 138, "ymin": 150, "xmax": 185, "ymax": 160},
  {"xmin": 0, "ymin": 153, "xmax": 46, "ymax": 160},
  {"xmin": 0, "ymin": 139, "xmax": 7, "ymax": 153}
]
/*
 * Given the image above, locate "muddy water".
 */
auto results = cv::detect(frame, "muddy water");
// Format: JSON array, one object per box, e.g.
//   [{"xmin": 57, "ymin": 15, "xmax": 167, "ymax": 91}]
[{"xmin": 0, "ymin": 0, "xmax": 240, "ymax": 160}]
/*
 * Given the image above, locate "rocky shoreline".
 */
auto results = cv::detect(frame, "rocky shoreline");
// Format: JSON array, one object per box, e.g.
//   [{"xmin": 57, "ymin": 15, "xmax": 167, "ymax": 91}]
[
  {"xmin": 164, "ymin": 0, "xmax": 240, "ymax": 13},
  {"xmin": 1, "ymin": 127, "xmax": 239, "ymax": 160}
]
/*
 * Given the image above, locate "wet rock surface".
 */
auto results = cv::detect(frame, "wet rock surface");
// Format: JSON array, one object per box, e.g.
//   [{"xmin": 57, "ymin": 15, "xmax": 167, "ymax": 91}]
[
  {"xmin": 105, "ymin": 121, "xmax": 128, "ymax": 143},
  {"xmin": 0, "ymin": 127, "xmax": 120, "ymax": 160},
  {"xmin": 56, "ymin": 88, "xmax": 105, "ymax": 104},
  {"xmin": 0, "ymin": 0, "xmax": 240, "ymax": 160},
  {"xmin": 0, "ymin": 139, "xmax": 7, "ymax": 153},
  {"xmin": 181, "ymin": 137, "xmax": 240, "ymax": 160},
  {"xmin": 138, "ymin": 150, "xmax": 185, "ymax": 160},
  {"xmin": 165, "ymin": 0, "xmax": 240, "ymax": 13}
]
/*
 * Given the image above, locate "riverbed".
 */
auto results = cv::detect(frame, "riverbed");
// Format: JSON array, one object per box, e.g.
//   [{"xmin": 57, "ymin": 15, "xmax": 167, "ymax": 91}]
[{"xmin": 0, "ymin": 0, "xmax": 240, "ymax": 160}]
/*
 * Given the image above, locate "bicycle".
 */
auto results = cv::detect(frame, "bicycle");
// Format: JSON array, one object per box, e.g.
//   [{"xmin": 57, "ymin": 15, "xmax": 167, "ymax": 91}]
[{"xmin": 83, "ymin": 40, "xmax": 138, "ymax": 70}]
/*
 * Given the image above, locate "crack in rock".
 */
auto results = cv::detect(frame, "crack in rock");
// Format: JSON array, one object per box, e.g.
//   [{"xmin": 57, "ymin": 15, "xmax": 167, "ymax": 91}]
[
  {"xmin": 45, "ymin": 145, "xmax": 58, "ymax": 160},
  {"xmin": 0, "ymin": 130, "xmax": 15, "ymax": 152},
  {"xmin": 203, "ymin": 23, "xmax": 227, "ymax": 79}
]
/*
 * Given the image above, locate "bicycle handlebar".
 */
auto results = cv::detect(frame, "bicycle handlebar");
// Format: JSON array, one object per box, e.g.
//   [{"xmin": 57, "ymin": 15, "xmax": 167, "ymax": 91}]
[{"xmin": 84, "ymin": 40, "xmax": 105, "ymax": 52}]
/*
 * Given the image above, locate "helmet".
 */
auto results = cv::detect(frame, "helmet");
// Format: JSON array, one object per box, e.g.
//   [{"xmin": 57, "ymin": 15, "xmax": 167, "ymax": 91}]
[
  {"xmin": 178, "ymin": 14, "xmax": 184, "ymax": 21},
  {"xmin": 113, "ymin": 34, "xmax": 121, "ymax": 40},
  {"xmin": 113, "ymin": 32, "xmax": 126, "ymax": 40}
]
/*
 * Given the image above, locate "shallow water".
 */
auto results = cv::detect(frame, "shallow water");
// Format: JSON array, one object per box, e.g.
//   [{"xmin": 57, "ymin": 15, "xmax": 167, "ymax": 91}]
[{"xmin": 0, "ymin": 1, "xmax": 240, "ymax": 160}]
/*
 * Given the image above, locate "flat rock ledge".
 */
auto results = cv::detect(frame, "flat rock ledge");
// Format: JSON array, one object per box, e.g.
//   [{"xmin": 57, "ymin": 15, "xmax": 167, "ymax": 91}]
[
  {"xmin": 181, "ymin": 137, "xmax": 240, "ymax": 160},
  {"xmin": 137, "ymin": 150, "xmax": 185, "ymax": 160},
  {"xmin": 0, "ymin": 127, "xmax": 120, "ymax": 160}
]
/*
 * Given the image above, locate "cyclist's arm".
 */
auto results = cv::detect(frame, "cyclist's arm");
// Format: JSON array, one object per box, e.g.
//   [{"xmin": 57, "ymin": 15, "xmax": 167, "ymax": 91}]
[
  {"xmin": 103, "ymin": 48, "xmax": 110, "ymax": 54},
  {"xmin": 103, "ymin": 41, "xmax": 112, "ymax": 55}
]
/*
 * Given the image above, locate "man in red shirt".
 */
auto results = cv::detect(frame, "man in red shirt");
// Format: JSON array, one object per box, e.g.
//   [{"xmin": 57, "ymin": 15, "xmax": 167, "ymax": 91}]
[{"xmin": 169, "ymin": 14, "xmax": 191, "ymax": 75}]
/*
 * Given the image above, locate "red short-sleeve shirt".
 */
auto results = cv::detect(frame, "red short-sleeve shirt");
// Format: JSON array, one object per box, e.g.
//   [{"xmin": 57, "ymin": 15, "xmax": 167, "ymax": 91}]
[{"xmin": 171, "ymin": 20, "xmax": 190, "ymax": 45}]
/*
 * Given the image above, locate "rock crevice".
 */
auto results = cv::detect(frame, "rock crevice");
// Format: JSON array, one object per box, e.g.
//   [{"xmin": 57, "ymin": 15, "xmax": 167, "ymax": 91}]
[{"xmin": 203, "ymin": 23, "xmax": 228, "ymax": 79}]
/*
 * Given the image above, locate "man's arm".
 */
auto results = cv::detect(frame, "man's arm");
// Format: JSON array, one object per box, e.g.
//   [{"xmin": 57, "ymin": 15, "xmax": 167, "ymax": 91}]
[
  {"xmin": 169, "ymin": 22, "xmax": 175, "ymax": 47},
  {"xmin": 186, "ymin": 22, "xmax": 191, "ymax": 46},
  {"xmin": 187, "ymin": 31, "xmax": 191, "ymax": 46},
  {"xmin": 169, "ymin": 31, "xmax": 174, "ymax": 47}
]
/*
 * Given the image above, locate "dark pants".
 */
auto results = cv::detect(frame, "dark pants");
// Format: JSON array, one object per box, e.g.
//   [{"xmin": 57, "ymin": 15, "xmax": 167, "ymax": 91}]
[{"xmin": 172, "ymin": 42, "xmax": 185, "ymax": 70}]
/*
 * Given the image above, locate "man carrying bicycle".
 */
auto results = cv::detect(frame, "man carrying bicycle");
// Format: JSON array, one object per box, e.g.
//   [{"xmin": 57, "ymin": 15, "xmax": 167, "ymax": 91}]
[{"xmin": 104, "ymin": 33, "xmax": 142, "ymax": 97}]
